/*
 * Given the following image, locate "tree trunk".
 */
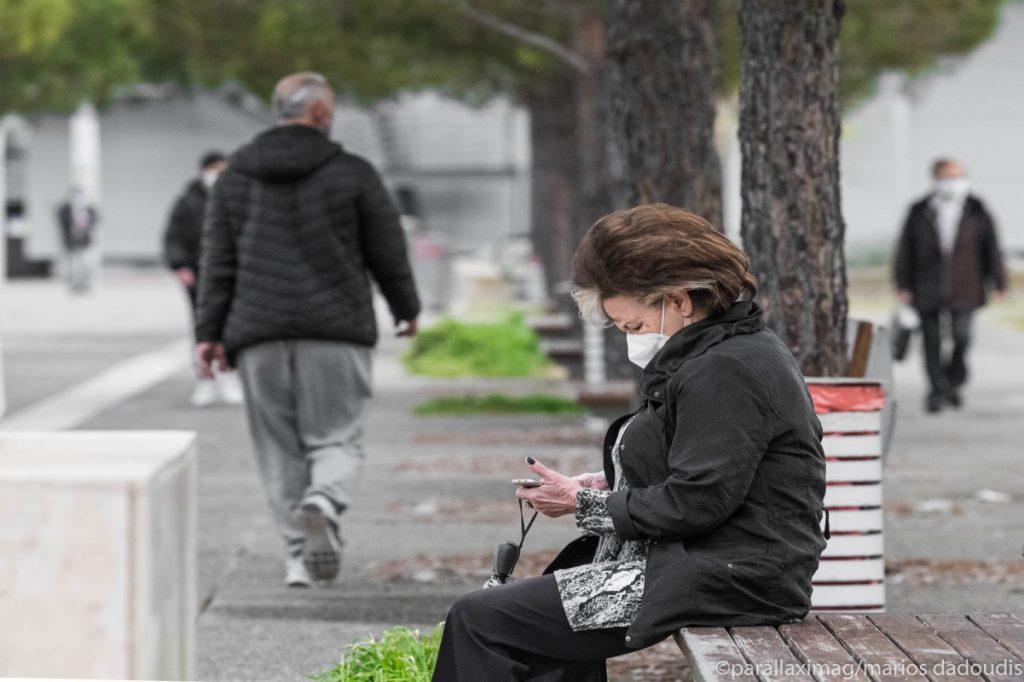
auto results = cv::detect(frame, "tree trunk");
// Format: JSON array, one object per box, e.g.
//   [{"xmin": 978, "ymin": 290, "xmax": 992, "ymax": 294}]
[
  {"xmin": 565, "ymin": 4, "xmax": 636, "ymax": 382},
  {"xmin": 569, "ymin": 2, "xmax": 611, "ymax": 235},
  {"xmin": 523, "ymin": 74, "xmax": 581, "ymax": 299},
  {"xmin": 604, "ymin": 0, "xmax": 723, "ymax": 228},
  {"xmin": 738, "ymin": 0, "xmax": 849, "ymax": 376}
]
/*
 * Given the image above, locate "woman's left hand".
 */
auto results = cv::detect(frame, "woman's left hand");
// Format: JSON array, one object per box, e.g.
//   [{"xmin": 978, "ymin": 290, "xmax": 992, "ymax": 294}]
[{"xmin": 516, "ymin": 458, "xmax": 582, "ymax": 518}]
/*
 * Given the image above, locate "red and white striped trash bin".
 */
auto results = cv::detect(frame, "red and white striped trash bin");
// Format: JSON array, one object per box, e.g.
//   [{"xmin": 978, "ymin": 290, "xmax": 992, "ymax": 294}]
[{"xmin": 808, "ymin": 379, "xmax": 887, "ymax": 612}]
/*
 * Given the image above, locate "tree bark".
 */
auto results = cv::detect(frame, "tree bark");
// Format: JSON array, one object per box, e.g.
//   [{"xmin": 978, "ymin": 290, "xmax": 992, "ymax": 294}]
[
  {"xmin": 604, "ymin": 0, "xmax": 723, "ymax": 228},
  {"xmin": 738, "ymin": 0, "xmax": 849, "ymax": 376},
  {"xmin": 565, "ymin": 4, "xmax": 635, "ymax": 382},
  {"xmin": 523, "ymin": 74, "xmax": 581, "ymax": 298}
]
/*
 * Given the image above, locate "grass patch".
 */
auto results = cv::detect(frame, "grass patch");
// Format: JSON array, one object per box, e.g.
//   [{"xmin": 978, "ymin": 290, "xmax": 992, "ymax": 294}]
[
  {"xmin": 414, "ymin": 393, "xmax": 585, "ymax": 416},
  {"xmin": 311, "ymin": 625, "xmax": 443, "ymax": 681},
  {"xmin": 402, "ymin": 314, "xmax": 550, "ymax": 377}
]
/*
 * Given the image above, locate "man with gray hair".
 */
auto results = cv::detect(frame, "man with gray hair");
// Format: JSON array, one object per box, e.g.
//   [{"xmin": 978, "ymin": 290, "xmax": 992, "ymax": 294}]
[{"xmin": 195, "ymin": 72, "xmax": 421, "ymax": 587}]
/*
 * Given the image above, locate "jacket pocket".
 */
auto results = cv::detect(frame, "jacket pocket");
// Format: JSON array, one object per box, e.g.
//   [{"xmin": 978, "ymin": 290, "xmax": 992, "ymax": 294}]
[{"xmin": 542, "ymin": 535, "xmax": 599, "ymax": 575}]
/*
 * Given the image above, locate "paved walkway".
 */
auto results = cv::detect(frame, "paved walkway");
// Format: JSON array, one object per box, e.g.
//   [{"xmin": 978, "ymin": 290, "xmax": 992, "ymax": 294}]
[{"xmin": 2, "ymin": 272, "xmax": 1022, "ymax": 680}]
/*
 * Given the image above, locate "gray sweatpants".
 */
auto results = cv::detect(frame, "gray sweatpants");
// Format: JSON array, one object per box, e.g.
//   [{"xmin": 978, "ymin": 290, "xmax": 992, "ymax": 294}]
[{"xmin": 236, "ymin": 339, "xmax": 373, "ymax": 555}]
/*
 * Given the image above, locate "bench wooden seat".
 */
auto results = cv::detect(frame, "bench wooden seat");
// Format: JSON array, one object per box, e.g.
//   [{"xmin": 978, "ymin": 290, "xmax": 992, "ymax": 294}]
[{"xmin": 676, "ymin": 613, "xmax": 1024, "ymax": 681}]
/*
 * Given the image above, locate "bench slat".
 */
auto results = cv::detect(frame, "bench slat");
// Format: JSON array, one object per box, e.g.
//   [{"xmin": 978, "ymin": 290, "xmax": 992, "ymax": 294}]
[
  {"xmin": 821, "ymin": 533, "xmax": 884, "ymax": 558},
  {"xmin": 826, "ymin": 509, "xmax": 883, "ymax": 533},
  {"xmin": 811, "ymin": 584, "xmax": 886, "ymax": 609},
  {"xmin": 968, "ymin": 613, "xmax": 1024, "ymax": 661},
  {"xmin": 730, "ymin": 626, "xmax": 816, "ymax": 681},
  {"xmin": 818, "ymin": 411, "xmax": 882, "ymax": 434},
  {"xmin": 822, "ymin": 435, "xmax": 882, "ymax": 457},
  {"xmin": 813, "ymin": 558, "xmax": 884, "ymax": 583},
  {"xmin": 676, "ymin": 627, "xmax": 758, "ymax": 682},
  {"xmin": 919, "ymin": 614, "xmax": 1023, "ymax": 682},
  {"xmin": 818, "ymin": 614, "xmax": 929, "ymax": 682},
  {"xmin": 826, "ymin": 459, "xmax": 881, "ymax": 483},
  {"xmin": 780, "ymin": 619, "xmax": 872, "ymax": 682},
  {"xmin": 868, "ymin": 613, "xmax": 982, "ymax": 681},
  {"xmin": 824, "ymin": 484, "xmax": 882, "ymax": 508}
]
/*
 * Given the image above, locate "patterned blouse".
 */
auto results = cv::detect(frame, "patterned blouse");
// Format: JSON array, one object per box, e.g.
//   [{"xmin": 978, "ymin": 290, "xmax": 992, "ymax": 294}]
[{"xmin": 555, "ymin": 415, "xmax": 649, "ymax": 631}]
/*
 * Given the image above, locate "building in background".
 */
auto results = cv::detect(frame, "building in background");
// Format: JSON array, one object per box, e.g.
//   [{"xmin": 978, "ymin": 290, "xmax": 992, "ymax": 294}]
[{"xmin": 5, "ymin": 87, "xmax": 530, "ymax": 284}]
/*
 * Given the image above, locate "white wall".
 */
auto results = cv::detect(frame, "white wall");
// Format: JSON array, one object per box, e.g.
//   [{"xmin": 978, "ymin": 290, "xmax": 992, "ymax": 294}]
[
  {"xmin": 24, "ymin": 93, "xmax": 269, "ymax": 260},
  {"xmin": 840, "ymin": 2, "xmax": 1024, "ymax": 254},
  {"xmin": 20, "ymin": 90, "xmax": 530, "ymax": 262}
]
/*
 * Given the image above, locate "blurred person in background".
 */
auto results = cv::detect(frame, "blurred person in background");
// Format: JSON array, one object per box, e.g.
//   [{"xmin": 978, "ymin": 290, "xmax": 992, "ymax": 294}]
[
  {"xmin": 195, "ymin": 72, "xmax": 420, "ymax": 588},
  {"xmin": 163, "ymin": 151, "xmax": 243, "ymax": 407},
  {"xmin": 894, "ymin": 158, "xmax": 1007, "ymax": 413},
  {"xmin": 56, "ymin": 186, "xmax": 98, "ymax": 294}
]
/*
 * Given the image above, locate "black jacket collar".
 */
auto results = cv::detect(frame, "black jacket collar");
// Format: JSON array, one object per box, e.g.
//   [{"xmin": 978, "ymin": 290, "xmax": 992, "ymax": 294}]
[{"xmin": 639, "ymin": 300, "xmax": 765, "ymax": 402}]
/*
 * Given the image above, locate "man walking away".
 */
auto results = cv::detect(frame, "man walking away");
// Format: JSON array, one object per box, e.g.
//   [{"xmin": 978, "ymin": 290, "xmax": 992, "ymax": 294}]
[
  {"xmin": 163, "ymin": 151, "xmax": 244, "ymax": 407},
  {"xmin": 894, "ymin": 158, "xmax": 1007, "ymax": 413},
  {"xmin": 195, "ymin": 72, "xmax": 420, "ymax": 588}
]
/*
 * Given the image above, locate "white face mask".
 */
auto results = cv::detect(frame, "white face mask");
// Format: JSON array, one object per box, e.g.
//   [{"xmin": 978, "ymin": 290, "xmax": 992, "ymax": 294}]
[
  {"xmin": 201, "ymin": 170, "xmax": 221, "ymax": 190},
  {"xmin": 626, "ymin": 300, "xmax": 670, "ymax": 369},
  {"xmin": 935, "ymin": 177, "xmax": 969, "ymax": 201}
]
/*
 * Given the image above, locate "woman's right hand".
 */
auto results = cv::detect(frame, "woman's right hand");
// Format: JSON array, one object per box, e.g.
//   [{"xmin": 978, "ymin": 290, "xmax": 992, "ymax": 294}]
[{"xmin": 573, "ymin": 471, "xmax": 608, "ymax": 490}]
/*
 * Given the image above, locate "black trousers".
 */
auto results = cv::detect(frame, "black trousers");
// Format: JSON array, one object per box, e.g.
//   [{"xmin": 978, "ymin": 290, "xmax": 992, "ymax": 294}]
[
  {"xmin": 919, "ymin": 308, "xmax": 974, "ymax": 396},
  {"xmin": 432, "ymin": 574, "xmax": 633, "ymax": 681}
]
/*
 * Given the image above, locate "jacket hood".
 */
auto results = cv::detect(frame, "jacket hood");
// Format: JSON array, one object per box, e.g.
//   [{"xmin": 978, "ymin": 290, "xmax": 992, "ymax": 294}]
[
  {"xmin": 640, "ymin": 300, "xmax": 765, "ymax": 400},
  {"xmin": 230, "ymin": 125, "xmax": 342, "ymax": 182}
]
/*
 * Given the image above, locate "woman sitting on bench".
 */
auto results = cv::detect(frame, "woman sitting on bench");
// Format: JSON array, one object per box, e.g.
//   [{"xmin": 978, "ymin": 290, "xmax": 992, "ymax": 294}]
[{"xmin": 433, "ymin": 204, "xmax": 828, "ymax": 681}]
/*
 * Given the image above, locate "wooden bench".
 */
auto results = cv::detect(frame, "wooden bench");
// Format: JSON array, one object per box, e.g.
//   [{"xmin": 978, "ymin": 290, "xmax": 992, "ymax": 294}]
[{"xmin": 676, "ymin": 613, "xmax": 1024, "ymax": 681}]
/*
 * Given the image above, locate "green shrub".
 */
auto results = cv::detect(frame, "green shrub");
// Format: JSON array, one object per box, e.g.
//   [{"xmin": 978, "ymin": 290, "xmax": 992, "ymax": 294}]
[
  {"xmin": 312, "ymin": 625, "xmax": 443, "ymax": 682},
  {"xmin": 402, "ymin": 314, "xmax": 550, "ymax": 377},
  {"xmin": 414, "ymin": 393, "xmax": 584, "ymax": 416}
]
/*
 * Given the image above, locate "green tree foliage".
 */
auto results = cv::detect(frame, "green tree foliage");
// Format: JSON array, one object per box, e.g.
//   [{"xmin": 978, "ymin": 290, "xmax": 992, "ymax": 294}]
[
  {"xmin": 718, "ymin": 0, "xmax": 1010, "ymax": 107},
  {"xmin": 0, "ymin": 0, "xmax": 153, "ymax": 112},
  {"xmin": 0, "ymin": 0, "xmax": 1012, "ymax": 113},
  {"xmin": 133, "ymin": 0, "xmax": 571, "ymax": 103},
  {"xmin": 1, "ymin": 0, "xmax": 570, "ymax": 112}
]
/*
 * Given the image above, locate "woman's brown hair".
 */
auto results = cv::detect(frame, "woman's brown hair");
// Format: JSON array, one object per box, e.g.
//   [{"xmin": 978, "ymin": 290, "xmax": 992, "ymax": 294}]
[{"xmin": 571, "ymin": 203, "xmax": 758, "ymax": 323}]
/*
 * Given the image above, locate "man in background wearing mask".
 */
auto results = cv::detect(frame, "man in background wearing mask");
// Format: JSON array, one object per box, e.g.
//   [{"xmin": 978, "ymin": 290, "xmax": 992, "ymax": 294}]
[
  {"xmin": 195, "ymin": 72, "xmax": 420, "ymax": 588},
  {"xmin": 894, "ymin": 158, "xmax": 1007, "ymax": 413},
  {"xmin": 163, "ymin": 151, "xmax": 243, "ymax": 407}
]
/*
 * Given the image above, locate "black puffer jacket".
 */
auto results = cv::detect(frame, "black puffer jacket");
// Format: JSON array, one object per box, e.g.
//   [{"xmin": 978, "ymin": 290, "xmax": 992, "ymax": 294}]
[
  {"xmin": 163, "ymin": 179, "xmax": 207, "ymax": 272},
  {"xmin": 195, "ymin": 125, "xmax": 420, "ymax": 361},
  {"xmin": 545, "ymin": 301, "xmax": 827, "ymax": 649}
]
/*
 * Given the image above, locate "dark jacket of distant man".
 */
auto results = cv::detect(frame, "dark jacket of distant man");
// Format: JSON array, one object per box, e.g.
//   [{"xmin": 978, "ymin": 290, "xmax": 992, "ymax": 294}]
[
  {"xmin": 163, "ymin": 179, "xmax": 208, "ymax": 275},
  {"xmin": 894, "ymin": 195, "xmax": 1007, "ymax": 312},
  {"xmin": 194, "ymin": 125, "xmax": 420, "ymax": 363}
]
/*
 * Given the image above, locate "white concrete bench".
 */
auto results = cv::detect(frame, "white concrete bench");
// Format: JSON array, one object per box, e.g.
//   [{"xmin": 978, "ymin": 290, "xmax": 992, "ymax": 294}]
[{"xmin": 0, "ymin": 431, "xmax": 197, "ymax": 679}]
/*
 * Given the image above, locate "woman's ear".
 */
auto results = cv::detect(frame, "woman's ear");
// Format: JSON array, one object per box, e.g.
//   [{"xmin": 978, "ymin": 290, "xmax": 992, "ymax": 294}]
[{"xmin": 669, "ymin": 291, "xmax": 694, "ymax": 320}]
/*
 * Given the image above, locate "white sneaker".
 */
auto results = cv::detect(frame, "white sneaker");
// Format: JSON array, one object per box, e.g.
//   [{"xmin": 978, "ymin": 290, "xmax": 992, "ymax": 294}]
[
  {"xmin": 216, "ymin": 371, "xmax": 245, "ymax": 405},
  {"xmin": 190, "ymin": 379, "xmax": 218, "ymax": 407},
  {"xmin": 299, "ymin": 494, "xmax": 343, "ymax": 583},
  {"xmin": 285, "ymin": 554, "xmax": 312, "ymax": 588}
]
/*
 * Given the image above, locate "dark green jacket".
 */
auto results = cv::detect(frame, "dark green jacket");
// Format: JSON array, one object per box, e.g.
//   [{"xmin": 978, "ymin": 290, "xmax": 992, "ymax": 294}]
[{"xmin": 546, "ymin": 301, "xmax": 826, "ymax": 648}]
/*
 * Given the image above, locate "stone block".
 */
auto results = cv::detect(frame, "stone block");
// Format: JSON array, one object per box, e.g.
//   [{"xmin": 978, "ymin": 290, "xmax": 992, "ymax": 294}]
[{"xmin": 0, "ymin": 431, "xmax": 197, "ymax": 680}]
